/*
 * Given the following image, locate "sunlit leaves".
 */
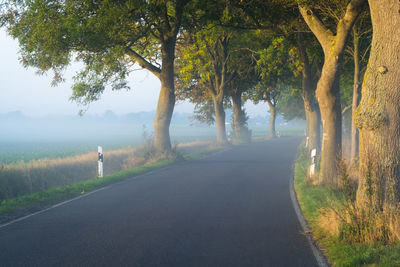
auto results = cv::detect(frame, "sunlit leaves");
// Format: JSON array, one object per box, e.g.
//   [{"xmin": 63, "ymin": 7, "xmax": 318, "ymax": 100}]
[
  {"xmin": 251, "ymin": 35, "xmax": 300, "ymax": 106},
  {"xmin": 176, "ymin": 25, "xmax": 232, "ymax": 99}
]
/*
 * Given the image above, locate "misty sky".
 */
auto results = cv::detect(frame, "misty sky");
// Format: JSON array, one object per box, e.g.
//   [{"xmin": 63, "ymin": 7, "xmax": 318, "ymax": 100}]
[{"xmin": 0, "ymin": 29, "xmax": 266, "ymax": 117}]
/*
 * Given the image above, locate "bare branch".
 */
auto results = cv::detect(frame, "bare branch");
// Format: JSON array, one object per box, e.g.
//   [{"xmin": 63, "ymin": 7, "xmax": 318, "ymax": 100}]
[
  {"xmin": 360, "ymin": 42, "xmax": 371, "ymax": 62},
  {"xmin": 127, "ymin": 48, "xmax": 161, "ymax": 79},
  {"xmin": 335, "ymin": 0, "xmax": 366, "ymax": 51},
  {"xmin": 342, "ymin": 105, "xmax": 352, "ymax": 115}
]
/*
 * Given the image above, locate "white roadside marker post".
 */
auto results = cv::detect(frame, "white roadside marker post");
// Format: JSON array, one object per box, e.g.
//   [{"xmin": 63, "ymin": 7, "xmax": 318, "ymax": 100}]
[
  {"xmin": 98, "ymin": 146, "xmax": 104, "ymax": 178},
  {"xmin": 310, "ymin": 148, "xmax": 317, "ymax": 177}
]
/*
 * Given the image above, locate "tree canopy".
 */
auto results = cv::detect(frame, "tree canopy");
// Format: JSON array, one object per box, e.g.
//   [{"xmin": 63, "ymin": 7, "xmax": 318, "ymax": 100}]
[{"xmin": 3, "ymin": 0, "xmax": 193, "ymax": 101}]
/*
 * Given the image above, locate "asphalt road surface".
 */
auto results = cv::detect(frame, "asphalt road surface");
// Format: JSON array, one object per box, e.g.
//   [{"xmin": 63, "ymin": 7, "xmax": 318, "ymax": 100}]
[{"xmin": 0, "ymin": 138, "xmax": 318, "ymax": 267}]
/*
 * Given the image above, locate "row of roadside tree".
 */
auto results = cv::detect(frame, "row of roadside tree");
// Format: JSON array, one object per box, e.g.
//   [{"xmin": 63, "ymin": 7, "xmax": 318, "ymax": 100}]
[{"xmin": 1, "ymin": 0, "xmax": 399, "ymax": 241}]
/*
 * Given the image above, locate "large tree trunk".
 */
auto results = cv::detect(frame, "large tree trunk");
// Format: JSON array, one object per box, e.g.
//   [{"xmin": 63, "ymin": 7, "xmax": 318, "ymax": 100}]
[
  {"xmin": 351, "ymin": 30, "xmax": 361, "ymax": 162},
  {"xmin": 298, "ymin": 34, "xmax": 320, "ymax": 152},
  {"xmin": 299, "ymin": 0, "xmax": 365, "ymax": 184},
  {"xmin": 355, "ymin": 0, "xmax": 400, "ymax": 217},
  {"xmin": 232, "ymin": 90, "xmax": 251, "ymax": 143},
  {"xmin": 212, "ymin": 95, "xmax": 228, "ymax": 145},
  {"xmin": 153, "ymin": 40, "xmax": 175, "ymax": 153},
  {"xmin": 316, "ymin": 56, "xmax": 343, "ymax": 184},
  {"xmin": 267, "ymin": 100, "xmax": 276, "ymax": 138},
  {"xmin": 307, "ymin": 109, "xmax": 321, "ymax": 151},
  {"xmin": 232, "ymin": 90, "xmax": 243, "ymax": 136}
]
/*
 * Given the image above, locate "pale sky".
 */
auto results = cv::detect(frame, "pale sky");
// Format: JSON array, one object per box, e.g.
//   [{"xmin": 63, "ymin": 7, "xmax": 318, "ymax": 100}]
[{"xmin": 0, "ymin": 29, "xmax": 266, "ymax": 117}]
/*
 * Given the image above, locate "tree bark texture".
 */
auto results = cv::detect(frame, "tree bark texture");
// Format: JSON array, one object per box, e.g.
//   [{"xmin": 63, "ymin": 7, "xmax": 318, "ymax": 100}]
[
  {"xmin": 299, "ymin": 0, "xmax": 365, "ymax": 184},
  {"xmin": 153, "ymin": 39, "xmax": 175, "ymax": 153},
  {"xmin": 355, "ymin": 0, "xmax": 400, "ymax": 221},
  {"xmin": 297, "ymin": 34, "xmax": 321, "ymax": 153},
  {"xmin": 267, "ymin": 100, "xmax": 276, "ymax": 138},
  {"xmin": 351, "ymin": 30, "xmax": 361, "ymax": 162},
  {"xmin": 316, "ymin": 55, "xmax": 343, "ymax": 184}
]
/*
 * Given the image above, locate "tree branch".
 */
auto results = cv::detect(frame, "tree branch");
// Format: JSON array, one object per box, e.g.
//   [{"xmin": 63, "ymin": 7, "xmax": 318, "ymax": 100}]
[
  {"xmin": 342, "ymin": 105, "xmax": 352, "ymax": 115},
  {"xmin": 127, "ymin": 48, "xmax": 161, "ymax": 79},
  {"xmin": 266, "ymin": 98, "xmax": 274, "ymax": 109},
  {"xmin": 171, "ymin": 0, "xmax": 190, "ymax": 37},
  {"xmin": 208, "ymin": 76, "xmax": 217, "ymax": 97},
  {"xmin": 335, "ymin": 0, "xmax": 366, "ymax": 52},
  {"xmin": 298, "ymin": 5, "xmax": 333, "ymax": 49}
]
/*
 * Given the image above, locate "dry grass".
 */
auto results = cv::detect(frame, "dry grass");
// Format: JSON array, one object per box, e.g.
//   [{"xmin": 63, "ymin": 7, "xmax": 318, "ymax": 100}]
[
  {"xmin": 340, "ymin": 205, "xmax": 394, "ymax": 243},
  {"xmin": 295, "ymin": 145, "xmax": 400, "ymax": 266},
  {"xmin": 0, "ymin": 139, "xmax": 219, "ymax": 203},
  {"xmin": 317, "ymin": 160, "xmax": 400, "ymax": 244},
  {"xmin": 176, "ymin": 140, "xmax": 212, "ymax": 148},
  {"xmin": 389, "ymin": 210, "xmax": 400, "ymax": 241},
  {"xmin": 0, "ymin": 147, "xmax": 136, "ymax": 202},
  {"xmin": 318, "ymin": 207, "xmax": 341, "ymax": 237}
]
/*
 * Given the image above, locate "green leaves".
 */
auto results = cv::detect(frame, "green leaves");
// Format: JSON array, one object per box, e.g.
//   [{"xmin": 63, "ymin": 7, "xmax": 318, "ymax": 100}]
[
  {"xmin": 256, "ymin": 36, "xmax": 298, "ymax": 84},
  {"xmin": 1, "ymin": 0, "xmax": 187, "ymax": 110}
]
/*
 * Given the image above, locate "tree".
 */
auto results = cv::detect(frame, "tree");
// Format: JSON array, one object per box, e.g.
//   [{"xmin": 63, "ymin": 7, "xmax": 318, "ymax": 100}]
[
  {"xmin": 177, "ymin": 25, "xmax": 241, "ymax": 145},
  {"xmin": 230, "ymin": 87, "xmax": 251, "ymax": 143},
  {"xmin": 347, "ymin": 11, "xmax": 371, "ymax": 162},
  {"xmin": 1, "ymin": 0, "xmax": 191, "ymax": 154},
  {"xmin": 354, "ymin": 0, "xmax": 400, "ymax": 219},
  {"xmin": 277, "ymin": 86, "xmax": 305, "ymax": 122},
  {"xmin": 339, "ymin": 58, "xmax": 355, "ymax": 156},
  {"xmin": 252, "ymin": 36, "xmax": 300, "ymax": 138},
  {"xmin": 298, "ymin": 0, "xmax": 366, "ymax": 183},
  {"xmin": 254, "ymin": 85, "xmax": 281, "ymax": 138},
  {"xmin": 297, "ymin": 32, "xmax": 322, "ymax": 153},
  {"xmin": 226, "ymin": 34, "xmax": 259, "ymax": 143},
  {"xmin": 190, "ymin": 100, "xmax": 217, "ymax": 126}
]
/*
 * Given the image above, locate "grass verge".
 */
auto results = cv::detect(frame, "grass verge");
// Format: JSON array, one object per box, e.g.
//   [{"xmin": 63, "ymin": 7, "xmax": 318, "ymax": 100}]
[
  {"xmin": 294, "ymin": 145, "xmax": 400, "ymax": 266},
  {"xmin": 0, "ymin": 147, "xmax": 224, "ymax": 219}
]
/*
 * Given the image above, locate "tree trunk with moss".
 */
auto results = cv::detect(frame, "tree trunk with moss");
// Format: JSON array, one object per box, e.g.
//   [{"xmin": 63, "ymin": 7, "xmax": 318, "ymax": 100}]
[
  {"xmin": 355, "ymin": 0, "xmax": 400, "ymax": 216},
  {"xmin": 351, "ymin": 29, "xmax": 361, "ymax": 162},
  {"xmin": 299, "ymin": 0, "xmax": 365, "ymax": 184},
  {"xmin": 153, "ymin": 39, "xmax": 175, "ymax": 153},
  {"xmin": 267, "ymin": 100, "xmax": 276, "ymax": 138},
  {"xmin": 298, "ymin": 34, "xmax": 320, "ymax": 152}
]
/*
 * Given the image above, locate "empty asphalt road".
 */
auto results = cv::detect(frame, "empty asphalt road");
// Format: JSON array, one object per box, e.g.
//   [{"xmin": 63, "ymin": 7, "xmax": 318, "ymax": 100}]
[{"xmin": 0, "ymin": 138, "xmax": 318, "ymax": 267}]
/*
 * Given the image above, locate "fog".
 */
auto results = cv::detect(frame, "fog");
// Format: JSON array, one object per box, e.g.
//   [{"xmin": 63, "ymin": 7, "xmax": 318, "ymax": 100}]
[
  {"xmin": 0, "ymin": 109, "xmax": 305, "ymax": 163},
  {"xmin": 0, "ymin": 110, "xmax": 305, "ymax": 142}
]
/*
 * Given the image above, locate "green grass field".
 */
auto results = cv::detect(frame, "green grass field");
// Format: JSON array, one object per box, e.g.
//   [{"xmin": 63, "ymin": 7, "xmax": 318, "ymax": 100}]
[{"xmin": 0, "ymin": 141, "xmax": 128, "ymax": 164}]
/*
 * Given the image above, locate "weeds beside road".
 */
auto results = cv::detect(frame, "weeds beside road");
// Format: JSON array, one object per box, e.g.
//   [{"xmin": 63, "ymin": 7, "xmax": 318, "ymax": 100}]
[{"xmin": 294, "ymin": 145, "xmax": 400, "ymax": 266}]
